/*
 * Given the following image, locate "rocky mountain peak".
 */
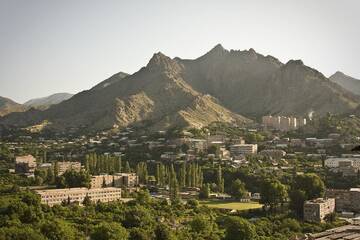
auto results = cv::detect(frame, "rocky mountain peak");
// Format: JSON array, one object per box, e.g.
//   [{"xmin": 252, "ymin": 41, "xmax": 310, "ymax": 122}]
[
  {"xmin": 146, "ymin": 52, "xmax": 180, "ymax": 72},
  {"xmin": 285, "ymin": 59, "xmax": 304, "ymax": 66},
  {"xmin": 201, "ymin": 44, "xmax": 228, "ymax": 59}
]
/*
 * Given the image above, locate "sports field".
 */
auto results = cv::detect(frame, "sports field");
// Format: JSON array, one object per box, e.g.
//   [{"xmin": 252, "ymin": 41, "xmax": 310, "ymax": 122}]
[{"xmin": 200, "ymin": 200, "xmax": 262, "ymax": 211}]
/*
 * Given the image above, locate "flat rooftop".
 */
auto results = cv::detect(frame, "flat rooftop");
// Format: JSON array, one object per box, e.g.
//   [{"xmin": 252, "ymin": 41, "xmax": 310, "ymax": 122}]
[{"xmin": 308, "ymin": 225, "xmax": 360, "ymax": 240}]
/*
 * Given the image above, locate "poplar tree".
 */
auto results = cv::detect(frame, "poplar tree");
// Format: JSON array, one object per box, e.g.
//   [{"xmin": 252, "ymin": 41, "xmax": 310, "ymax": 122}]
[
  {"xmin": 217, "ymin": 165, "xmax": 224, "ymax": 193},
  {"xmin": 179, "ymin": 162, "xmax": 186, "ymax": 188},
  {"xmin": 169, "ymin": 164, "xmax": 179, "ymax": 202}
]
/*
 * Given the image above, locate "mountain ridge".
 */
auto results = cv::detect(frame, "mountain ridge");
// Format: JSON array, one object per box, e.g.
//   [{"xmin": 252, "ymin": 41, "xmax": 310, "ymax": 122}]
[
  {"xmin": 0, "ymin": 96, "xmax": 26, "ymax": 117},
  {"xmin": 24, "ymin": 93, "xmax": 74, "ymax": 110},
  {"xmin": 1, "ymin": 44, "xmax": 359, "ymax": 132},
  {"xmin": 329, "ymin": 71, "xmax": 360, "ymax": 96}
]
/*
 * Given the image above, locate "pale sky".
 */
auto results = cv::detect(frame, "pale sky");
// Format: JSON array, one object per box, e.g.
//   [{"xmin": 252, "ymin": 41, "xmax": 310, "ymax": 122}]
[{"xmin": 0, "ymin": 0, "xmax": 359, "ymax": 103}]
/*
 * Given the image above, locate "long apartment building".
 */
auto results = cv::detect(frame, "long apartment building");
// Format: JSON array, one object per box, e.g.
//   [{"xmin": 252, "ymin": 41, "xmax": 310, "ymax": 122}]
[
  {"xmin": 229, "ymin": 144, "xmax": 257, "ymax": 156},
  {"xmin": 90, "ymin": 173, "xmax": 139, "ymax": 189},
  {"xmin": 35, "ymin": 187, "xmax": 122, "ymax": 206},
  {"xmin": 325, "ymin": 158, "xmax": 360, "ymax": 168},
  {"xmin": 325, "ymin": 158, "xmax": 360, "ymax": 177},
  {"xmin": 262, "ymin": 115, "xmax": 306, "ymax": 131},
  {"xmin": 303, "ymin": 198, "xmax": 335, "ymax": 222}
]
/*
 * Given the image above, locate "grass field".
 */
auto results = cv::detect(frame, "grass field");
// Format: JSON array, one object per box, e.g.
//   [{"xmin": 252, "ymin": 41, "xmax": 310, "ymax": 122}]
[{"xmin": 200, "ymin": 200, "xmax": 263, "ymax": 211}]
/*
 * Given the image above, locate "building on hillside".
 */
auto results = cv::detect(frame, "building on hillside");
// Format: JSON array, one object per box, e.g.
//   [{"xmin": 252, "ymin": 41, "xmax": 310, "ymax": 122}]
[
  {"xmin": 229, "ymin": 144, "xmax": 257, "ymax": 156},
  {"xmin": 326, "ymin": 188, "xmax": 360, "ymax": 213},
  {"xmin": 15, "ymin": 155, "xmax": 37, "ymax": 173},
  {"xmin": 303, "ymin": 198, "xmax": 335, "ymax": 222},
  {"xmin": 118, "ymin": 173, "xmax": 139, "ymax": 188},
  {"xmin": 230, "ymin": 137, "xmax": 245, "ymax": 145},
  {"xmin": 35, "ymin": 187, "xmax": 122, "ymax": 206},
  {"xmin": 325, "ymin": 158, "xmax": 360, "ymax": 168},
  {"xmin": 306, "ymin": 225, "xmax": 360, "ymax": 240},
  {"xmin": 90, "ymin": 173, "xmax": 139, "ymax": 189},
  {"xmin": 262, "ymin": 115, "xmax": 306, "ymax": 131},
  {"xmin": 57, "ymin": 161, "xmax": 82, "ymax": 175},
  {"xmin": 259, "ymin": 149, "xmax": 286, "ymax": 160},
  {"xmin": 325, "ymin": 158, "xmax": 360, "ymax": 177},
  {"xmin": 219, "ymin": 147, "xmax": 231, "ymax": 160}
]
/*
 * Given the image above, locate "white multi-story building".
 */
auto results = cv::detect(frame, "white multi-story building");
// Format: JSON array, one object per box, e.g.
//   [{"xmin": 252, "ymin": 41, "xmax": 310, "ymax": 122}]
[
  {"xmin": 90, "ymin": 173, "xmax": 138, "ymax": 189},
  {"xmin": 57, "ymin": 161, "xmax": 82, "ymax": 175},
  {"xmin": 229, "ymin": 144, "xmax": 257, "ymax": 156},
  {"xmin": 325, "ymin": 158, "xmax": 360, "ymax": 168},
  {"xmin": 262, "ymin": 115, "xmax": 306, "ymax": 131},
  {"xmin": 36, "ymin": 187, "xmax": 122, "ymax": 206}
]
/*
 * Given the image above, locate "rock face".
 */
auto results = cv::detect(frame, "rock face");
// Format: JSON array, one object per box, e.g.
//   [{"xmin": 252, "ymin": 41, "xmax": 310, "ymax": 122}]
[
  {"xmin": 329, "ymin": 71, "xmax": 360, "ymax": 96},
  {"xmin": 24, "ymin": 93, "xmax": 74, "ymax": 110},
  {"xmin": 179, "ymin": 45, "xmax": 360, "ymax": 117},
  {"xmin": 0, "ymin": 97, "xmax": 25, "ymax": 117},
  {"xmin": 1, "ymin": 44, "xmax": 359, "ymax": 131}
]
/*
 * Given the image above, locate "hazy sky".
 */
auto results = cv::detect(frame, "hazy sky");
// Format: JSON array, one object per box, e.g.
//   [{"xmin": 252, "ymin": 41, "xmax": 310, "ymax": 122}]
[{"xmin": 1, "ymin": 0, "xmax": 359, "ymax": 103}]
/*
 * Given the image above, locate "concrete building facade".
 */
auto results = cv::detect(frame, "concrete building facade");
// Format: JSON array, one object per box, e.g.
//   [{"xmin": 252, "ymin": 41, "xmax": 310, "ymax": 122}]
[
  {"xmin": 303, "ymin": 198, "xmax": 335, "ymax": 222},
  {"xmin": 15, "ymin": 155, "xmax": 37, "ymax": 173},
  {"xmin": 229, "ymin": 144, "xmax": 258, "ymax": 156},
  {"xmin": 57, "ymin": 161, "xmax": 82, "ymax": 176},
  {"xmin": 262, "ymin": 115, "xmax": 306, "ymax": 131},
  {"xmin": 326, "ymin": 188, "xmax": 360, "ymax": 213},
  {"xmin": 36, "ymin": 187, "xmax": 122, "ymax": 206},
  {"xmin": 90, "ymin": 173, "xmax": 139, "ymax": 189}
]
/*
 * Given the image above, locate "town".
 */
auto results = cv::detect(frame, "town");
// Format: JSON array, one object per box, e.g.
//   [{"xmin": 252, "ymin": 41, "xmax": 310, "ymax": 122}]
[{"xmin": 2, "ymin": 114, "xmax": 360, "ymax": 239}]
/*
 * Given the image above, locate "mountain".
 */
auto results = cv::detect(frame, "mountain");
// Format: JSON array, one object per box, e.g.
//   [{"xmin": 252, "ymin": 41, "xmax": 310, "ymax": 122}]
[
  {"xmin": 1, "ymin": 44, "xmax": 359, "ymax": 132},
  {"xmin": 0, "ymin": 54, "xmax": 249, "ymax": 131},
  {"xmin": 91, "ymin": 71, "xmax": 129, "ymax": 90},
  {"xmin": 0, "ymin": 96, "xmax": 25, "ymax": 117},
  {"xmin": 329, "ymin": 71, "xmax": 360, "ymax": 96},
  {"xmin": 24, "ymin": 93, "xmax": 74, "ymax": 110},
  {"xmin": 178, "ymin": 44, "xmax": 360, "ymax": 117}
]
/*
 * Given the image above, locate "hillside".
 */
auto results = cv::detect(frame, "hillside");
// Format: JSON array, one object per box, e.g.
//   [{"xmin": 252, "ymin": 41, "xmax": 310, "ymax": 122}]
[
  {"xmin": 329, "ymin": 71, "xmax": 360, "ymax": 96},
  {"xmin": 24, "ymin": 93, "xmax": 74, "ymax": 110},
  {"xmin": 0, "ymin": 97, "xmax": 25, "ymax": 117},
  {"xmin": 0, "ymin": 53, "xmax": 249, "ymax": 131},
  {"xmin": 179, "ymin": 44, "xmax": 360, "ymax": 118}
]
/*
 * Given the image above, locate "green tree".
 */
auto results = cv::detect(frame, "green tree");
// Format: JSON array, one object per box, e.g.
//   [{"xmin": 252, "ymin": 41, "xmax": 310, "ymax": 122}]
[
  {"xmin": 289, "ymin": 173, "xmax": 325, "ymax": 217},
  {"xmin": 169, "ymin": 164, "xmax": 179, "ymax": 203},
  {"xmin": 199, "ymin": 184, "xmax": 210, "ymax": 199},
  {"xmin": 189, "ymin": 215, "xmax": 213, "ymax": 236},
  {"xmin": 57, "ymin": 170, "xmax": 91, "ymax": 188},
  {"xmin": 292, "ymin": 173, "xmax": 325, "ymax": 199},
  {"xmin": 83, "ymin": 194, "xmax": 92, "ymax": 206},
  {"xmin": 90, "ymin": 222, "xmax": 128, "ymax": 240},
  {"xmin": 54, "ymin": 161, "xmax": 59, "ymax": 177},
  {"xmin": 0, "ymin": 226, "xmax": 45, "ymax": 240},
  {"xmin": 154, "ymin": 224, "xmax": 176, "ymax": 240},
  {"xmin": 179, "ymin": 162, "xmax": 186, "ymax": 188},
  {"xmin": 289, "ymin": 190, "xmax": 307, "ymax": 218},
  {"xmin": 230, "ymin": 179, "xmax": 247, "ymax": 200},
  {"xmin": 122, "ymin": 206, "xmax": 154, "ymax": 228},
  {"xmin": 260, "ymin": 179, "xmax": 288, "ymax": 211},
  {"xmin": 224, "ymin": 217, "xmax": 258, "ymax": 240},
  {"xmin": 217, "ymin": 165, "xmax": 224, "ymax": 193},
  {"xmin": 40, "ymin": 219, "xmax": 77, "ymax": 240},
  {"xmin": 124, "ymin": 161, "xmax": 131, "ymax": 173},
  {"xmin": 129, "ymin": 228, "xmax": 151, "ymax": 240}
]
